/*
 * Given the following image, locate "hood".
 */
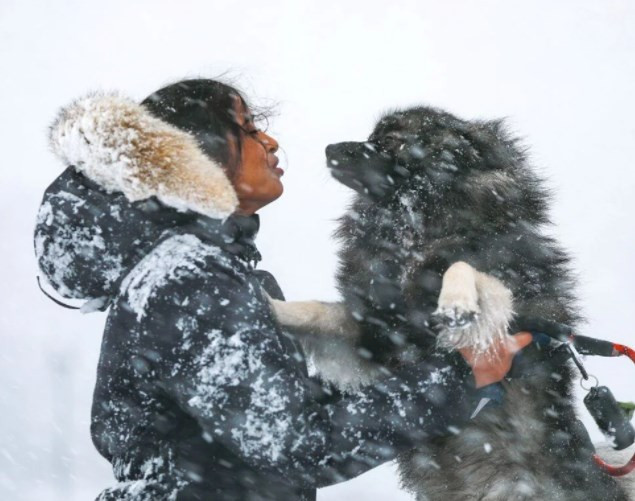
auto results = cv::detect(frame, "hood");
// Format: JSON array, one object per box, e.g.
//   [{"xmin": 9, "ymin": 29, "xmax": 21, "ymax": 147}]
[
  {"xmin": 35, "ymin": 92, "xmax": 241, "ymax": 306},
  {"xmin": 48, "ymin": 92, "xmax": 238, "ymax": 218}
]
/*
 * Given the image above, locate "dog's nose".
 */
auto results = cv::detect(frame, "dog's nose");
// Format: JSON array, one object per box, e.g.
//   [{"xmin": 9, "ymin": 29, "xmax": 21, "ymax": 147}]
[
  {"xmin": 325, "ymin": 143, "xmax": 338, "ymax": 159},
  {"xmin": 325, "ymin": 142, "xmax": 364, "ymax": 159}
]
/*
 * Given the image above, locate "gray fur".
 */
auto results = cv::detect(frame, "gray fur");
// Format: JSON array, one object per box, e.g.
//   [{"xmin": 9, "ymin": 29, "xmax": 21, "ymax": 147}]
[{"xmin": 316, "ymin": 107, "xmax": 630, "ymax": 500}]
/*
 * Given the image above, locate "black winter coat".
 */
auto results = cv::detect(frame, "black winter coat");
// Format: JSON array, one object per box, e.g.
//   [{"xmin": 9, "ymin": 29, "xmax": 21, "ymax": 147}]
[{"xmin": 36, "ymin": 93, "xmax": 481, "ymax": 501}]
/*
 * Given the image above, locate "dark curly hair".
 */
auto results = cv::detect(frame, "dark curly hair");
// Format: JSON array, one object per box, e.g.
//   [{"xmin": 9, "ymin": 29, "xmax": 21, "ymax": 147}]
[{"xmin": 141, "ymin": 78, "xmax": 264, "ymax": 180}]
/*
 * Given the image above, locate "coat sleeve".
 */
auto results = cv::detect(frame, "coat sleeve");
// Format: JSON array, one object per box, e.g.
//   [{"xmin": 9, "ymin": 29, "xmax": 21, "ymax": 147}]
[{"xmin": 143, "ymin": 257, "xmax": 479, "ymax": 488}]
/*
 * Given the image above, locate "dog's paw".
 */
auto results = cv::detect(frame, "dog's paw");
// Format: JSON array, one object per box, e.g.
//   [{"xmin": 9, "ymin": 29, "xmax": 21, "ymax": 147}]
[
  {"xmin": 432, "ymin": 304, "xmax": 479, "ymax": 329},
  {"xmin": 434, "ymin": 262, "xmax": 481, "ymax": 329}
]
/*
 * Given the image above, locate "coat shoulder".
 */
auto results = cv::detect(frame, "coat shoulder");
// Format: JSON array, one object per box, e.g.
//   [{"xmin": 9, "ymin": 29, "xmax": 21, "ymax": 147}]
[{"xmin": 118, "ymin": 232, "xmax": 247, "ymax": 322}]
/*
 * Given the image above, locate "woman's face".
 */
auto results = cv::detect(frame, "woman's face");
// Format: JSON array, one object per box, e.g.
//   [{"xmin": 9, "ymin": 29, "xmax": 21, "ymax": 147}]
[{"xmin": 229, "ymin": 100, "xmax": 283, "ymax": 215}]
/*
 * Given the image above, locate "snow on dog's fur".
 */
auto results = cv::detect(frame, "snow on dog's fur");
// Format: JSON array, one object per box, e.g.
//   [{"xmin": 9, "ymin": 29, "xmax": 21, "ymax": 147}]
[{"xmin": 272, "ymin": 106, "xmax": 632, "ymax": 500}]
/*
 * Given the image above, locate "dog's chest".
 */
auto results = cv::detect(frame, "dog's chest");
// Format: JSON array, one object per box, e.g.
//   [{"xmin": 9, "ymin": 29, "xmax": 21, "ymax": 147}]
[{"xmin": 399, "ymin": 381, "xmax": 551, "ymax": 500}]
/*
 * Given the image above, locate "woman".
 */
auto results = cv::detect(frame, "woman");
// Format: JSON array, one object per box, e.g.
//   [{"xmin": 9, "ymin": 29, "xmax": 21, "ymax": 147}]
[{"xmin": 35, "ymin": 79, "xmax": 530, "ymax": 500}]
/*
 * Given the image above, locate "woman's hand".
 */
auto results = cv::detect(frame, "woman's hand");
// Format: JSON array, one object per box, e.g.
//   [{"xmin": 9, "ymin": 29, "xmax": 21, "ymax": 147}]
[{"xmin": 459, "ymin": 332, "xmax": 533, "ymax": 388}]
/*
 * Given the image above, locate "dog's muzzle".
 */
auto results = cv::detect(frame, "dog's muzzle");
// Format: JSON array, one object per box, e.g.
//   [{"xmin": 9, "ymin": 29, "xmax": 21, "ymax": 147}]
[{"xmin": 325, "ymin": 142, "xmax": 403, "ymax": 198}]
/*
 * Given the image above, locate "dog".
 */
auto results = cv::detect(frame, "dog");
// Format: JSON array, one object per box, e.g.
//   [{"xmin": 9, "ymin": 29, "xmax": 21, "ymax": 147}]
[{"xmin": 270, "ymin": 106, "xmax": 631, "ymax": 500}]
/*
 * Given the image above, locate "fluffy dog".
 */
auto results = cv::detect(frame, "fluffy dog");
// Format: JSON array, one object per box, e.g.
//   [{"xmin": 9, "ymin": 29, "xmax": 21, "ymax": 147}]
[{"xmin": 271, "ymin": 106, "xmax": 631, "ymax": 500}]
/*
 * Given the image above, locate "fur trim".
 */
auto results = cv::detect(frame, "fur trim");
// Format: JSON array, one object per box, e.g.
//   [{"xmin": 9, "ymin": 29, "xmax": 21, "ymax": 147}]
[{"xmin": 49, "ymin": 92, "xmax": 239, "ymax": 219}]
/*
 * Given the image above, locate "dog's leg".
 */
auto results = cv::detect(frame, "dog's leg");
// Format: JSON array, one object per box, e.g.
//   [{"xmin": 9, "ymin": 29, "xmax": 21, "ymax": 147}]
[
  {"xmin": 267, "ymin": 298, "xmax": 378, "ymax": 388},
  {"xmin": 268, "ymin": 298, "xmax": 358, "ymax": 340},
  {"xmin": 435, "ymin": 262, "xmax": 514, "ymax": 356}
]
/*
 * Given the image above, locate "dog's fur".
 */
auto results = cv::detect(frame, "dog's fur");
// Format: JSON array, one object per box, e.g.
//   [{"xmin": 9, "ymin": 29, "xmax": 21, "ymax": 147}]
[{"xmin": 271, "ymin": 106, "xmax": 631, "ymax": 500}]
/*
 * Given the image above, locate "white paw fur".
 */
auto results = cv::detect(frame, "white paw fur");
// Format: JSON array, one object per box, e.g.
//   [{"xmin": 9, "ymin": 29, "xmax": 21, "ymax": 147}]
[
  {"xmin": 434, "ymin": 261, "xmax": 481, "ymax": 328},
  {"xmin": 435, "ymin": 262, "xmax": 514, "ymax": 356}
]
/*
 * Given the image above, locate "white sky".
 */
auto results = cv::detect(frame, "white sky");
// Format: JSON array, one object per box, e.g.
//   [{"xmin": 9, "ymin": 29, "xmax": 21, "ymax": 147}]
[{"xmin": 1, "ymin": 1, "xmax": 634, "ymax": 499}]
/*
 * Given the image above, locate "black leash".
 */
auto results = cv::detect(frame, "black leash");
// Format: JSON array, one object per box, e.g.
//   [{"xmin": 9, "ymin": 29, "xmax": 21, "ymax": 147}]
[{"xmin": 512, "ymin": 316, "xmax": 635, "ymax": 476}]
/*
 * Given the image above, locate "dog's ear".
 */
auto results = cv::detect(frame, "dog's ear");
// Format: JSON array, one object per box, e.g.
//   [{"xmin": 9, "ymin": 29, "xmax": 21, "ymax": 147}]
[
  {"xmin": 465, "ymin": 119, "xmax": 526, "ymax": 172},
  {"xmin": 459, "ymin": 124, "xmax": 551, "ymax": 222}
]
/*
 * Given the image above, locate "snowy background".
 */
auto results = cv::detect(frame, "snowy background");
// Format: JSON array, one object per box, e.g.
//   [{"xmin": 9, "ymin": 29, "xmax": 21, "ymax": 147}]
[{"xmin": 1, "ymin": 0, "xmax": 635, "ymax": 499}]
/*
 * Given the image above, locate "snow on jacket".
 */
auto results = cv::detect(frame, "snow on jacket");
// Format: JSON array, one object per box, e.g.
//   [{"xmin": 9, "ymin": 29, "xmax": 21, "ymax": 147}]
[{"xmin": 34, "ymin": 93, "xmax": 480, "ymax": 501}]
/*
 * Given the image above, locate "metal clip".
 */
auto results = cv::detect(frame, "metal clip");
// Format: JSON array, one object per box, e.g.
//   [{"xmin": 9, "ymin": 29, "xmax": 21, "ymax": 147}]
[{"xmin": 566, "ymin": 341, "xmax": 589, "ymax": 380}]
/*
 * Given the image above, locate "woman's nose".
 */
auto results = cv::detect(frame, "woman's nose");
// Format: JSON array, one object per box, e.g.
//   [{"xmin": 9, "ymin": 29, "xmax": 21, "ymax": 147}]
[{"xmin": 259, "ymin": 131, "xmax": 279, "ymax": 153}]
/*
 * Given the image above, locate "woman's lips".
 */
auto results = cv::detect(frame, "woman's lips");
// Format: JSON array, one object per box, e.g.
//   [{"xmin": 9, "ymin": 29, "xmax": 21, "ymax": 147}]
[{"xmin": 270, "ymin": 156, "xmax": 284, "ymax": 177}]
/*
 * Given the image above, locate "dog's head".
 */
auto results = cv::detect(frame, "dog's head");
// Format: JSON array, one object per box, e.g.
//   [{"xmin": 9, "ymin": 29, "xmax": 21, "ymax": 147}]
[{"xmin": 326, "ymin": 107, "xmax": 521, "ymax": 202}]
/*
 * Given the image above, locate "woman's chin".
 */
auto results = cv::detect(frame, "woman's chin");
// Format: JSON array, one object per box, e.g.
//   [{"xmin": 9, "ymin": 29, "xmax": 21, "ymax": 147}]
[
  {"xmin": 245, "ymin": 183, "xmax": 284, "ymax": 214},
  {"xmin": 266, "ymin": 174, "xmax": 284, "ymax": 199},
  {"xmin": 271, "ymin": 181, "xmax": 284, "ymax": 200}
]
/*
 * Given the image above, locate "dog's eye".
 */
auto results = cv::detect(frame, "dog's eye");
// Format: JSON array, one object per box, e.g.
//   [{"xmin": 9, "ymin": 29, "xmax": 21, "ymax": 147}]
[{"xmin": 378, "ymin": 134, "xmax": 404, "ymax": 151}]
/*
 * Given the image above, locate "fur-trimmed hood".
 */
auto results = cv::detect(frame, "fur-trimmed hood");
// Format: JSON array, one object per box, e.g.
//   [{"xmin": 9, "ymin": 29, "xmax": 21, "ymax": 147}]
[
  {"xmin": 35, "ymin": 92, "xmax": 244, "ymax": 306},
  {"xmin": 49, "ymin": 92, "xmax": 238, "ymax": 219}
]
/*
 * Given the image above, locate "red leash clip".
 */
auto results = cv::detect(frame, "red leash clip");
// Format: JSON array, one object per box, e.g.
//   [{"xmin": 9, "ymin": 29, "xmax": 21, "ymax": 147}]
[
  {"xmin": 592, "ymin": 343, "xmax": 635, "ymax": 477},
  {"xmin": 509, "ymin": 317, "xmax": 635, "ymax": 477}
]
